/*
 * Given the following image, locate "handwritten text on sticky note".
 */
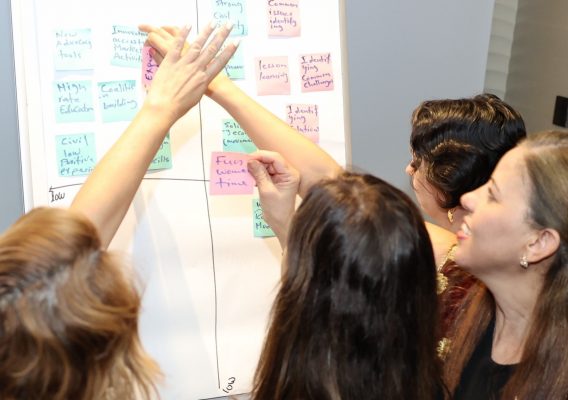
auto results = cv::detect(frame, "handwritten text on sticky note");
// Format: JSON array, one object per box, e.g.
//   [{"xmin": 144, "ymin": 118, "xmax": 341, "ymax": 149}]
[
  {"xmin": 55, "ymin": 133, "xmax": 96, "ymax": 177},
  {"xmin": 54, "ymin": 28, "xmax": 94, "ymax": 70},
  {"xmin": 53, "ymin": 80, "xmax": 95, "ymax": 123},
  {"xmin": 253, "ymin": 198, "xmax": 275, "ymax": 237},
  {"xmin": 256, "ymin": 56, "xmax": 290, "ymax": 95},
  {"xmin": 222, "ymin": 119, "xmax": 257, "ymax": 153},
  {"xmin": 225, "ymin": 44, "xmax": 245, "ymax": 80},
  {"xmin": 98, "ymin": 80, "xmax": 138, "ymax": 122},
  {"xmin": 210, "ymin": 152, "xmax": 254, "ymax": 195},
  {"xmin": 267, "ymin": 0, "xmax": 300, "ymax": 37},
  {"xmin": 111, "ymin": 25, "xmax": 147, "ymax": 67},
  {"xmin": 286, "ymin": 104, "xmax": 319, "ymax": 143},
  {"xmin": 148, "ymin": 134, "xmax": 173, "ymax": 171},
  {"xmin": 213, "ymin": 0, "xmax": 248, "ymax": 36},
  {"xmin": 300, "ymin": 53, "xmax": 334, "ymax": 92},
  {"xmin": 141, "ymin": 46, "xmax": 159, "ymax": 91}
]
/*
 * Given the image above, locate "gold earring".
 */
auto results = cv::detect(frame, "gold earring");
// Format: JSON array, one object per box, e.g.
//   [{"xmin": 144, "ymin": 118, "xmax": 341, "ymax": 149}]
[
  {"xmin": 520, "ymin": 255, "xmax": 529, "ymax": 269},
  {"xmin": 447, "ymin": 208, "xmax": 455, "ymax": 223}
]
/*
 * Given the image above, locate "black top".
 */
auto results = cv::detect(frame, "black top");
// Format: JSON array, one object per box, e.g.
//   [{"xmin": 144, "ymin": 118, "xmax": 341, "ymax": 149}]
[{"xmin": 454, "ymin": 319, "xmax": 516, "ymax": 400}]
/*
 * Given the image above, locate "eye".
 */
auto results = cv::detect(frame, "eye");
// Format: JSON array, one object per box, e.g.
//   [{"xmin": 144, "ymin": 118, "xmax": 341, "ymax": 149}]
[{"xmin": 487, "ymin": 187, "xmax": 497, "ymax": 202}]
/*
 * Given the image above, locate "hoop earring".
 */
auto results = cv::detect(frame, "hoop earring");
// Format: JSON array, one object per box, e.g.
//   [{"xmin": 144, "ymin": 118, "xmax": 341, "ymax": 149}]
[
  {"xmin": 520, "ymin": 255, "xmax": 529, "ymax": 269},
  {"xmin": 447, "ymin": 208, "xmax": 456, "ymax": 224}
]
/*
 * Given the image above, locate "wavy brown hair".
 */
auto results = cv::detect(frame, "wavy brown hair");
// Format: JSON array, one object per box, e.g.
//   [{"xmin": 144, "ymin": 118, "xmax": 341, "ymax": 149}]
[
  {"xmin": 0, "ymin": 207, "xmax": 160, "ymax": 400},
  {"xmin": 444, "ymin": 131, "xmax": 568, "ymax": 398},
  {"xmin": 252, "ymin": 173, "xmax": 441, "ymax": 400}
]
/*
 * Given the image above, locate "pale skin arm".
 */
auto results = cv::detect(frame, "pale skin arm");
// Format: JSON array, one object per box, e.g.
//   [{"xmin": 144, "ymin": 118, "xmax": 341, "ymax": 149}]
[
  {"xmin": 70, "ymin": 23, "xmax": 238, "ymax": 249},
  {"xmin": 139, "ymin": 25, "xmax": 342, "ymax": 198}
]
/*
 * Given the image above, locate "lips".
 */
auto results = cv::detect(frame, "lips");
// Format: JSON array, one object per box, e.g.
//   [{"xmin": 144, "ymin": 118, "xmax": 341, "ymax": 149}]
[{"xmin": 457, "ymin": 221, "xmax": 471, "ymax": 241}]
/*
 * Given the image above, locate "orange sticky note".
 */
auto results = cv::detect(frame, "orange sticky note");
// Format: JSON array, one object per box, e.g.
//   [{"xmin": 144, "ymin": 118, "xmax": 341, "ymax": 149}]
[
  {"xmin": 286, "ymin": 104, "xmax": 319, "ymax": 143},
  {"xmin": 300, "ymin": 53, "xmax": 334, "ymax": 93},
  {"xmin": 267, "ymin": 0, "xmax": 301, "ymax": 37},
  {"xmin": 256, "ymin": 56, "xmax": 290, "ymax": 95},
  {"xmin": 141, "ymin": 46, "xmax": 159, "ymax": 91},
  {"xmin": 210, "ymin": 152, "xmax": 254, "ymax": 195}
]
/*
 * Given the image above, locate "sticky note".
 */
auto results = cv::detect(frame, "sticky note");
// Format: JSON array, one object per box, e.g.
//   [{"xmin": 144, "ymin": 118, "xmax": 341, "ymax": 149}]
[
  {"xmin": 98, "ymin": 80, "xmax": 139, "ymax": 122},
  {"xmin": 210, "ymin": 152, "xmax": 254, "ymax": 195},
  {"xmin": 149, "ymin": 134, "xmax": 173, "ymax": 171},
  {"xmin": 141, "ymin": 46, "xmax": 159, "ymax": 91},
  {"xmin": 224, "ymin": 44, "xmax": 245, "ymax": 80},
  {"xmin": 53, "ymin": 80, "xmax": 95, "ymax": 123},
  {"xmin": 111, "ymin": 25, "xmax": 147, "ymax": 67},
  {"xmin": 255, "ymin": 56, "xmax": 290, "ymax": 95},
  {"xmin": 253, "ymin": 198, "xmax": 275, "ymax": 237},
  {"xmin": 213, "ymin": 0, "xmax": 248, "ymax": 36},
  {"xmin": 54, "ymin": 28, "xmax": 94, "ymax": 70},
  {"xmin": 267, "ymin": 0, "xmax": 300, "ymax": 37},
  {"xmin": 300, "ymin": 53, "xmax": 334, "ymax": 92},
  {"xmin": 222, "ymin": 119, "xmax": 257, "ymax": 153},
  {"xmin": 55, "ymin": 133, "xmax": 96, "ymax": 177},
  {"xmin": 286, "ymin": 104, "xmax": 319, "ymax": 143}
]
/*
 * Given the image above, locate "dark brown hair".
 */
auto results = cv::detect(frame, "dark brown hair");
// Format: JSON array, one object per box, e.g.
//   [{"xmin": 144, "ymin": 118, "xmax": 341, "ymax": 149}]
[
  {"xmin": 444, "ymin": 131, "xmax": 568, "ymax": 398},
  {"xmin": 252, "ymin": 172, "xmax": 441, "ymax": 400},
  {"xmin": 0, "ymin": 207, "xmax": 160, "ymax": 399},
  {"xmin": 410, "ymin": 93, "xmax": 526, "ymax": 209}
]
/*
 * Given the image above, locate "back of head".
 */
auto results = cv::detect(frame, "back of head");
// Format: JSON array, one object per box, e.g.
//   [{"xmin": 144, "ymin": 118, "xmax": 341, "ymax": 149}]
[
  {"xmin": 253, "ymin": 173, "xmax": 439, "ymax": 400},
  {"xmin": 410, "ymin": 93, "xmax": 526, "ymax": 208},
  {"xmin": 0, "ymin": 207, "xmax": 159, "ymax": 400}
]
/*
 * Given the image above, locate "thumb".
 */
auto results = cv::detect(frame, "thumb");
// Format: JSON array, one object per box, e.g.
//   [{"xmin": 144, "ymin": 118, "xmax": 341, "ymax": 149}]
[{"xmin": 247, "ymin": 160, "xmax": 273, "ymax": 189}]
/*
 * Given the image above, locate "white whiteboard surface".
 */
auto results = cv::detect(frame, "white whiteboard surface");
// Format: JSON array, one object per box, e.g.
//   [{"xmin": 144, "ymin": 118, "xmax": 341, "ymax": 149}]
[{"xmin": 11, "ymin": 0, "xmax": 347, "ymax": 398}]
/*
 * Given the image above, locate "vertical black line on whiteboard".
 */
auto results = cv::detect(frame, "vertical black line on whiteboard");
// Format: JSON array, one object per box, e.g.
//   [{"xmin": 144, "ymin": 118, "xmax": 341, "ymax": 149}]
[{"xmin": 195, "ymin": 4, "xmax": 221, "ymax": 390}]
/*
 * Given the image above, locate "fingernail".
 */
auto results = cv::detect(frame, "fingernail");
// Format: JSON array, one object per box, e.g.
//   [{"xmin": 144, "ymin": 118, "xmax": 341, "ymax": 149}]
[
  {"xmin": 225, "ymin": 21, "xmax": 234, "ymax": 31},
  {"xmin": 148, "ymin": 47, "xmax": 155, "ymax": 57},
  {"xmin": 231, "ymin": 38, "xmax": 241, "ymax": 48},
  {"xmin": 209, "ymin": 21, "xmax": 218, "ymax": 30}
]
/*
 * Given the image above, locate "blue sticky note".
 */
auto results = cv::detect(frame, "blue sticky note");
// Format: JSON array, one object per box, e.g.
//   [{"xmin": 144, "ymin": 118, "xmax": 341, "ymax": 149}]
[
  {"xmin": 53, "ymin": 80, "xmax": 95, "ymax": 123},
  {"xmin": 222, "ymin": 119, "xmax": 257, "ymax": 153},
  {"xmin": 54, "ymin": 28, "xmax": 94, "ymax": 71},
  {"xmin": 110, "ymin": 25, "xmax": 147, "ymax": 67},
  {"xmin": 149, "ymin": 133, "xmax": 173, "ymax": 170},
  {"xmin": 224, "ymin": 44, "xmax": 245, "ymax": 80},
  {"xmin": 253, "ymin": 199, "xmax": 275, "ymax": 238},
  {"xmin": 55, "ymin": 133, "xmax": 96, "ymax": 177},
  {"xmin": 98, "ymin": 80, "xmax": 139, "ymax": 122},
  {"xmin": 213, "ymin": 0, "xmax": 248, "ymax": 36}
]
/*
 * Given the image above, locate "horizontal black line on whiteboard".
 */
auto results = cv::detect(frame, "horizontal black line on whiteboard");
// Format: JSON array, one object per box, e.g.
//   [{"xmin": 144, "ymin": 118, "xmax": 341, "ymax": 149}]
[{"xmin": 49, "ymin": 177, "xmax": 210, "ymax": 191}]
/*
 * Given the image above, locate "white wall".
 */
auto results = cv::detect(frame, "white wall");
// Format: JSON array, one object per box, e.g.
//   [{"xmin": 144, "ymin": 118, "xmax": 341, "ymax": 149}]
[{"xmin": 344, "ymin": 1, "xmax": 496, "ymax": 193}]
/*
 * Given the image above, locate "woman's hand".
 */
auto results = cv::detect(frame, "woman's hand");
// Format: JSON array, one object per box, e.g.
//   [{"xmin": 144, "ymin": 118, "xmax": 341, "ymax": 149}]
[{"xmin": 247, "ymin": 151, "xmax": 300, "ymax": 248}]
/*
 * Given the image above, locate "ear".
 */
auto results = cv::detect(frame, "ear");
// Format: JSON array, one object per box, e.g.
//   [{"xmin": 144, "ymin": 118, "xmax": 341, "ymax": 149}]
[{"xmin": 526, "ymin": 228, "xmax": 561, "ymax": 264}]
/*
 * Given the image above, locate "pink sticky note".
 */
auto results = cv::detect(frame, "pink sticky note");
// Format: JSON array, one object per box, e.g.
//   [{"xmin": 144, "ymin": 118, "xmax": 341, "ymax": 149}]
[
  {"xmin": 286, "ymin": 104, "xmax": 320, "ymax": 143},
  {"xmin": 141, "ymin": 46, "xmax": 159, "ymax": 91},
  {"xmin": 210, "ymin": 152, "xmax": 254, "ymax": 195},
  {"xmin": 267, "ymin": 0, "xmax": 301, "ymax": 37},
  {"xmin": 255, "ymin": 56, "xmax": 290, "ymax": 95},
  {"xmin": 299, "ymin": 53, "xmax": 334, "ymax": 93}
]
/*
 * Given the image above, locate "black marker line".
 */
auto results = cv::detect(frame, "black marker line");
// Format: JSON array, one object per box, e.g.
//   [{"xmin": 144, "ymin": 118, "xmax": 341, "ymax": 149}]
[{"xmin": 49, "ymin": 177, "xmax": 210, "ymax": 192}]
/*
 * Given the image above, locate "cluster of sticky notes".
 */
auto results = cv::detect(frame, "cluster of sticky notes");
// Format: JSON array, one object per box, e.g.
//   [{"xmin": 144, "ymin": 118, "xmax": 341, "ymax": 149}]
[
  {"xmin": 149, "ymin": 134, "xmax": 173, "ymax": 171},
  {"xmin": 253, "ymin": 198, "xmax": 275, "ymax": 237},
  {"xmin": 213, "ymin": 0, "xmax": 248, "ymax": 36},
  {"xmin": 286, "ymin": 104, "xmax": 320, "ymax": 143},
  {"xmin": 222, "ymin": 119, "xmax": 257, "ymax": 153},
  {"xmin": 54, "ymin": 28, "xmax": 94, "ymax": 70},
  {"xmin": 53, "ymin": 81, "xmax": 95, "ymax": 123},
  {"xmin": 255, "ymin": 53, "xmax": 334, "ymax": 95},
  {"xmin": 267, "ymin": 0, "xmax": 301, "ymax": 37},
  {"xmin": 111, "ymin": 25, "xmax": 147, "ymax": 68},
  {"xmin": 55, "ymin": 133, "xmax": 96, "ymax": 177},
  {"xmin": 210, "ymin": 152, "xmax": 254, "ymax": 195}
]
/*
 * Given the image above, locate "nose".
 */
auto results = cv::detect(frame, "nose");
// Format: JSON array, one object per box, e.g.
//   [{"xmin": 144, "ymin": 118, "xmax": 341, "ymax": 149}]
[{"xmin": 460, "ymin": 189, "xmax": 477, "ymax": 212}]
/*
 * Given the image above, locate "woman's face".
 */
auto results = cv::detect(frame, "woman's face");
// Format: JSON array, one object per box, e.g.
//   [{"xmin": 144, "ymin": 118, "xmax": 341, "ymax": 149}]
[
  {"xmin": 454, "ymin": 147, "xmax": 534, "ymax": 278},
  {"xmin": 406, "ymin": 158, "xmax": 446, "ymax": 223}
]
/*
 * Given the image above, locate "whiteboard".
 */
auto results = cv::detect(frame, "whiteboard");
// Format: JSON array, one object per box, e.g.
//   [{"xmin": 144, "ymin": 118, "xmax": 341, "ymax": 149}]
[{"xmin": 10, "ymin": 0, "xmax": 348, "ymax": 398}]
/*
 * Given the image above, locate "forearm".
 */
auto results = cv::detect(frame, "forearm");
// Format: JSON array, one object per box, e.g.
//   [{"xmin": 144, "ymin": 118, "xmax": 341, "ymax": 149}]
[
  {"xmin": 208, "ymin": 80, "xmax": 342, "ymax": 197},
  {"xmin": 70, "ymin": 104, "xmax": 173, "ymax": 249}
]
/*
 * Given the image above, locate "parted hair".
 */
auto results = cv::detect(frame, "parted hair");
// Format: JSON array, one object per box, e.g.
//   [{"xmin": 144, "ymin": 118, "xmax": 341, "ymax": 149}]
[
  {"xmin": 410, "ymin": 93, "xmax": 526, "ymax": 209},
  {"xmin": 0, "ymin": 207, "xmax": 160, "ymax": 400},
  {"xmin": 444, "ymin": 131, "xmax": 568, "ymax": 399},
  {"xmin": 252, "ymin": 172, "xmax": 441, "ymax": 400}
]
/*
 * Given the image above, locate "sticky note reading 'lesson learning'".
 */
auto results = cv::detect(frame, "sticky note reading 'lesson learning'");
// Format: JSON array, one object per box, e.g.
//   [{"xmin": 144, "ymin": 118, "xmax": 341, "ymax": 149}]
[{"xmin": 256, "ymin": 56, "xmax": 290, "ymax": 95}]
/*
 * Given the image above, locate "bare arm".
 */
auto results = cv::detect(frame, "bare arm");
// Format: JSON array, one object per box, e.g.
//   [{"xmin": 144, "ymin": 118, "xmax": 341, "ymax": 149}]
[
  {"xmin": 139, "ymin": 25, "xmax": 342, "ymax": 197},
  {"xmin": 70, "ymin": 23, "xmax": 237, "ymax": 249}
]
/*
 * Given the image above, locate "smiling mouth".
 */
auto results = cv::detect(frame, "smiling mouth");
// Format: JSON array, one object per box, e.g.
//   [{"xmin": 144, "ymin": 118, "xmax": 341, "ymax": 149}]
[{"xmin": 457, "ymin": 222, "xmax": 471, "ymax": 241}]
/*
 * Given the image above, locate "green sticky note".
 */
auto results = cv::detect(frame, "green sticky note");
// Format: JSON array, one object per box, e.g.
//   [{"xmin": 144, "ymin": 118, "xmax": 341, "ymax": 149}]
[
  {"xmin": 222, "ymin": 118, "xmax": 257, "ymax": 153},
  {"xmin": 54, "ymin": 28, "xmax": 94, "ymax": 71},
  {"xmin": 213, "ymin": 0, "xmax": 248, "ymax": 36},
  {"xmin": 110, "ymin": 25, "xmax": 147, "ymax": 67},
  {"xmin": 53, "ymin": 80, "xmax": 95, "ymax": 123},
  {"xmin": 98, "ymin": 80, "xmax": 139, "ymax": 122},
  {"xmin": 149, "ymin": 133, "xmax": 173, "ymax": 170},
  {"xmin": 225, "ymin": 45, "xmax": 245, "ymax": 80},
  {"xmin": 253, "ymin": 198, "xmax": 275, "ymax": 238},
  {"xmin": 55, "ymin": 133, "xmax": 96, "ymax": 177}
]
